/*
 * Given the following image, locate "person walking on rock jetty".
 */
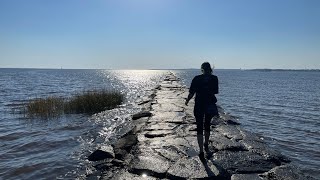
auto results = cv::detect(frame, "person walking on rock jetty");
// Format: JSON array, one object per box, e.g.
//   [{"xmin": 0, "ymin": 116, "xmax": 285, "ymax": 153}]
[{"xmin": 185, "ymin": 62, "xmax": 219, "ymax": 161}]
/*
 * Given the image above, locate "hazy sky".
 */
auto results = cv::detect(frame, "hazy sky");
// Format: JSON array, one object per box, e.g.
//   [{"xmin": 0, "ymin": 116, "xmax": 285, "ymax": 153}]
[{"xmin": 0, "ymin": 0, "xmax": 319, "ymax": 69}]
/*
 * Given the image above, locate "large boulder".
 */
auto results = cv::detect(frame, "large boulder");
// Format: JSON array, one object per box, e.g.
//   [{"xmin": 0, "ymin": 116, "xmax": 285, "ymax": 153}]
[
  {"xmin": 88, "ymin": 145, "xmax": 115, "ymax": 161},
  {"xmin": 113, "ymin": 134, "xmax": 138, "ymax": 160}
]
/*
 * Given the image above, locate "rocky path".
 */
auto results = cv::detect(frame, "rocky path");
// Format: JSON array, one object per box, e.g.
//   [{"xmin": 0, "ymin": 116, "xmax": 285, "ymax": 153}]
[{"xmin": 89, "ymin": 72, "xmax": 314, "ymax": 180}]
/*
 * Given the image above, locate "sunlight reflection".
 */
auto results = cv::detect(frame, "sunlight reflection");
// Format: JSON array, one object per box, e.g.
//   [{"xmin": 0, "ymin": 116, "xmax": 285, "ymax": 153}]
[{"xmin": 142, "ymin": 173, "xmax": 148, "ymax": 178}]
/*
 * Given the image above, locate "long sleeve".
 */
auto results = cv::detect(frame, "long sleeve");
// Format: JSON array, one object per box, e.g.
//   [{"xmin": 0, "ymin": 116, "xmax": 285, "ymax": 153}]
[{"xmin": 189, "ymin": 77, "xmax": 197, "ymax": 94}]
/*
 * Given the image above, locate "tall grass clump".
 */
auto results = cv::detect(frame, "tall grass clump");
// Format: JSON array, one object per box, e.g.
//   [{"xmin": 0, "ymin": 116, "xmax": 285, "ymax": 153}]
[
  {"xmin": 25, "ymin": 97, "xmax": 65, "ymax": 118},
  {"xmin": 64, "ymin": 90, "xmax": 123, "ymax": 114},
  {"xmin": 23, "ymin": 90, "xmax": 124, "ymax": 118}
]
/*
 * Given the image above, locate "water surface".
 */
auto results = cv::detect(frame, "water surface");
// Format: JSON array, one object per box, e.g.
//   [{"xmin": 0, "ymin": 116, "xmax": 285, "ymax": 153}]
[
  {"xmin": 0, "ymin": 69, "xmax": 167, "ymax": 179},
  {"xmin": 0, "ymin": 69, "xmax": 319, "ymax": 179}
]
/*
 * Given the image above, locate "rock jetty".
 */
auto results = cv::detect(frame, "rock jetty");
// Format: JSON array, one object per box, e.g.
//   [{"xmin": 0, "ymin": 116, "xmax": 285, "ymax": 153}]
[{"xmin": 88, "ymin": 72, "xmax": 314, "ymax": 180}]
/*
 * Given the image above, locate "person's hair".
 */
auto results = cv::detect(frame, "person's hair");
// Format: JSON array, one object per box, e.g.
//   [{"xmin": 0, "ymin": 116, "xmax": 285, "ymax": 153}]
[{"xmin": 201, "ymin": 62, "xmax": 213, "ymax": 74}]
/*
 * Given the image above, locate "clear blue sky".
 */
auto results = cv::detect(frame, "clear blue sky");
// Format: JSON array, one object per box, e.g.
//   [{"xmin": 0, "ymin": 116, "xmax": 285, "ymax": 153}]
[{"xmin": 0, "ymin": 0, "xmax": 319, "ymax": 69}]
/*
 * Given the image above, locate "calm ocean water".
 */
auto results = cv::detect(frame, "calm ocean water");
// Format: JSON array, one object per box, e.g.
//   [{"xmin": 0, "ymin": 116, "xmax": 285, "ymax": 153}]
[{"xmin": 0, "ymin": 69, "xmax": 319, "ymax": 179}]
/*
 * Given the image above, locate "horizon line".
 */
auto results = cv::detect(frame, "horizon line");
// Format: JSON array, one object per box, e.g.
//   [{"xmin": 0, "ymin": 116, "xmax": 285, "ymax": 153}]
[{"xmin": 1, "ymin": 67, "xmax": 320, "ymax": 71}]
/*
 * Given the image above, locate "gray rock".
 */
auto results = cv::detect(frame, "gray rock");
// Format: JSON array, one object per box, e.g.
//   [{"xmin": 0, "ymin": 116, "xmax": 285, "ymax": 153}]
[
  {"xmin": 113, "ymin": 134, "xmax": 137, "ymax": 160},
  {"xmin": 152, "ymin": 103, "xmax": 184, "ymax": 112},
  {"xmin": 261, "ymin": 164, "xmax": 317, "ymax": 180},
  {"xmin": 231, "ymin": 174, "xmax": 263, "ymax": 180},
  {"xmin": 88, "ymin": 145, "xmax": 115, "ymax": 161},
  {"xmin": 129, "ymin": 155, "xmax": 170, "ymax": 178},
  {"xmin": 216, "ymin": 125, "xmax": 243, "ymax": 141},
  {"xmin": 132, "ymin": 117, "xmax": 149, "ymax": 134},
  {"xmin": 156, "ymin": 91, "xmax": 184, "ymax": 99},
  {"xmin": 140, "ymin": 102, "xmax": 152, "ymax": 111},
  {"xmin": 240, "ymin": 132, "xmax": 290, "ymax": 165},
  {"xmin": 160, "ymin": 84, "xmax": 182, "ymax": 89},
  {"xmin": 167, "ymin": 156, "xmax": 225, "ymax": 179},
  {"xmin": 137, "ymin": 99, "xmax": 151, "ymax": 105},
  {"xmin": 111, "ymin": 159, "xmax": 125, "ymax": 167},
  {"xmin": 148, "ymin": 111, "xmax": 185, "ymax": 123},
  {"xmin": 145, "ymin": 123, "xmax": 177, "ymax": 131},
  {"xmin": 144, "ymin": 130, "xmax": 173, "ymax": 138},
  {"xmin": 240, "ymin": 129, "xmax": 264, "ymax": 142},
  {"xmin": 211, "ymin": 117, "xmax": 226, "ymax": 126},
  {"xmin": 212, "ymin": 151, "xmax": 278, "ymax": 174},
  {"xmin": 210, "ymin": 131, "xmax": 246, "ymax": 151},
  {"xmin": 143, "ymin": 136, "xmax": 192, "ymax": 153},
  {"xmin": 132, "ymin": 111, "xmax": 152, "ymax": 120},
  {"xmin": 220, "ymin": 113, "xmax": 240, "ymax": 125},
  {"xmin": 154, "ymin": 147, "xmax": 182, "ymax": 161}
]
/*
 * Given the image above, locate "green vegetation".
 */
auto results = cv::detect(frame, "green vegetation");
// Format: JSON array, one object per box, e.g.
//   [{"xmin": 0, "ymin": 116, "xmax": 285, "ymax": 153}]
[{"xmin": 23, "ymin": 90, "xmax": 124, "ymax": 118}]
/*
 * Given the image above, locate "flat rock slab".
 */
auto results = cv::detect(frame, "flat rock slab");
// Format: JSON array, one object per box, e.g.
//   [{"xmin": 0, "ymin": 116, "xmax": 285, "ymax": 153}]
[
  {"xmin": 167, "ymin": 156, "xmax": 225, "ymax": 179},
  {"xmin": 155, "ymin": 97, "xmax": 185, "ymax": 104},
  {"xmin": 152, "ymin": 103, "xmax": 184, "ymax": 112},
  {"xmin": 129, "ymin": 155, "xmax": 170, "ymax": 178},
  {"xmin": 144, "ymin": 130, "xmax": 174, "ymax": 138},
  {"xmin": 154, "ymin": 147, "xmax": 182, "ymax": 162},
  {"xmin": 147, "ymin": 136, "xmax": 190, "ymax": 149},
  {"xmin": 212, "ymin": 151, "xmax": 278, "ymax": 174},
  {"xmin": 145, "ymin": 123, "xmax": 177, "ymax": 131},
  {"xmin": 148, "ymin": 111, "xmax": 185, "ymax": 123}
]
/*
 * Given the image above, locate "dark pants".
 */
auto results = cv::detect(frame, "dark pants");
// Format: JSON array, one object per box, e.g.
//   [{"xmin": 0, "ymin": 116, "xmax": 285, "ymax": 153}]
[
  {"xmin": 195, "ymin": 112, "xmax": 213, "ymax": 135},
  {"xmin": 194, "ymin": 103, "xmax": 218, "ymax": 135}
]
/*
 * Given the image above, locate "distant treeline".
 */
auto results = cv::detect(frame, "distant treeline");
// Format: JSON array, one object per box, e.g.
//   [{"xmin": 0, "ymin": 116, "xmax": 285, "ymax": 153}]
[{"xmin": 247, "ymin": 69, "xmax": 320, "ymax": 72}]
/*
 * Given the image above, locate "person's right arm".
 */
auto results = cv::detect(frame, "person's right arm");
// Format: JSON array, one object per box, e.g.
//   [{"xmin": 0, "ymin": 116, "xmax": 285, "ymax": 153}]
[
  {"xmin": 185, "ymin": 77, "xmax": 197, "ymax": 105},
  {"xmin": 185, "ymin": 92, "xmax": 195, "ymax": 106}
]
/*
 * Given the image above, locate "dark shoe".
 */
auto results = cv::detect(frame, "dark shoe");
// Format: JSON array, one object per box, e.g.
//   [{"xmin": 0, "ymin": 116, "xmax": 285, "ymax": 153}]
[{"xmin": 199, "ymin": 152, "xmax": 205, "ymax": 161}]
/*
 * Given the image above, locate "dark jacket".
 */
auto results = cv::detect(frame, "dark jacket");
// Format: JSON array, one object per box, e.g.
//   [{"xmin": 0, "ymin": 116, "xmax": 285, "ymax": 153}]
[{"xmin": 189, "ymin": 74, "xmax": 219, "ymax": 109}]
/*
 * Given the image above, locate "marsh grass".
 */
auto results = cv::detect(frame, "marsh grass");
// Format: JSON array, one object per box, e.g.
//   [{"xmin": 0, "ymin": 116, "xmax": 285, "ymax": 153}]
[{"xmin": 23, "ymin": 90, "xmax": 124, "ymax": 118}]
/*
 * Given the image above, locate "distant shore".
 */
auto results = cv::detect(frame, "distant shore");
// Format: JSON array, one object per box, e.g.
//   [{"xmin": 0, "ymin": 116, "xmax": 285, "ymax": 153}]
[{"xmin": 1, "ymin": 67, "xmax": 320, "ymax": 71}]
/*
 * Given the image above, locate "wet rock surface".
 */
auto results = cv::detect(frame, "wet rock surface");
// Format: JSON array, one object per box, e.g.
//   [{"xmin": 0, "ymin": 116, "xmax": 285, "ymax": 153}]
[{"xmin": 92, "ymin": 72, "xmax": 313, "ymax": 180}]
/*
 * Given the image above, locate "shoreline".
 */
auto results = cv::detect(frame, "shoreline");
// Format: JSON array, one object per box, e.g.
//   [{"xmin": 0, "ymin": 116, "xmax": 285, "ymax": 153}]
[{"xmin": 87, "ymin": 72, "xmax": 314, "ymax": 180}]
